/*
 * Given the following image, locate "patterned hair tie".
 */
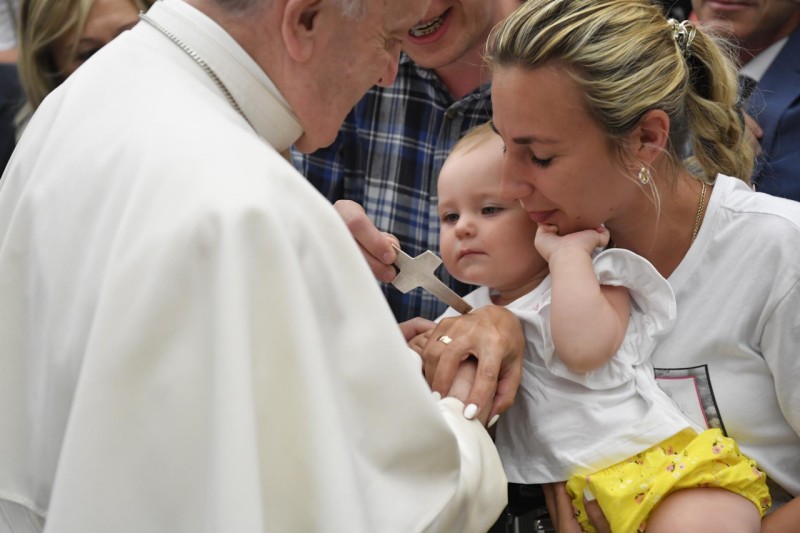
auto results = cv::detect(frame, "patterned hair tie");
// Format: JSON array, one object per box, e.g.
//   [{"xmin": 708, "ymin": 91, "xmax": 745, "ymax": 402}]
[{"xmin": 668, "ymin": 18, "xmax": 697, "ymax": 58}]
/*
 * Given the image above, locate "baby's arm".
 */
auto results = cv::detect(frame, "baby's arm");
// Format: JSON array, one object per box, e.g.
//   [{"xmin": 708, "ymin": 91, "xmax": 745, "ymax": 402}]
[{"xmin": 535, "ymin": 224, "xmax": 630, "ymax": 373}]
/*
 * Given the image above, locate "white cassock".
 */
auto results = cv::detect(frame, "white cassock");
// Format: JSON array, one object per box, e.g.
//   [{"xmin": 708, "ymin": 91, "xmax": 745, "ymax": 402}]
[{"xmin": 0, "ymin": 1, "xmax": 507, "ymax": 531}]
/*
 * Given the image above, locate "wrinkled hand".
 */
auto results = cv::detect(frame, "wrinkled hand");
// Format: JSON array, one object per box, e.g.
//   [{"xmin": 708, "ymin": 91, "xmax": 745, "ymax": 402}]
[
  {"xmin": 421, "ymin": 305, "xmax": 524, "ymax": 422},
  {"xmin": 543, "ymin": 482, "xmax": 610, "ymax": 533},
  {"xmin": 407, "ymin": 329, "xmax": 433, "ymax": 356},
  {"xmin": 334, "ymin": 199, "xmax": 398, "ymax": 283},
  {"xmin": 534, "ymin": 224, "xmax": 609, "ymax": 262},
  {"xmin": 400, "ymin": 317, "xmax": 435, "ymax": 344}
]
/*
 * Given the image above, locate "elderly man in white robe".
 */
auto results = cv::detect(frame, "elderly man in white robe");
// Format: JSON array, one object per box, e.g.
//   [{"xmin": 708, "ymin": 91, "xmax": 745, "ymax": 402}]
[{"xmin": 0, "ymin": 0, "xmax": 526, "ymax": 531}]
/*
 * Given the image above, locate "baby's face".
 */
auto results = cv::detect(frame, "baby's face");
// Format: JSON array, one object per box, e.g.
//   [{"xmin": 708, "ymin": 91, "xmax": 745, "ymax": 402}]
[{"xmin": 438, "ymin": 135, "xmax": 546, "ymax": 297}]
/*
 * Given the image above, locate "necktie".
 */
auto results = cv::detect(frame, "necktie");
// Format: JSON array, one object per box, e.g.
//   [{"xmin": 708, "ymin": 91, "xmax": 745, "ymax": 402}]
[{"xmin": 738, "ymin": 73, "xmax": 762, "ymax": 189}]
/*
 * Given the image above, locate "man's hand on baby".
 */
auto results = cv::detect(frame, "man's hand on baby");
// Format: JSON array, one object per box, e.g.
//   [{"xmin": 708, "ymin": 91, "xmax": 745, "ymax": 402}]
[
  {"xmin": 334, "ymin": 199, "xmax": 399, "ymax": 283},
  {"xmin": 534, "ymin": 224, "xmax": 610, "ymax": 261}
]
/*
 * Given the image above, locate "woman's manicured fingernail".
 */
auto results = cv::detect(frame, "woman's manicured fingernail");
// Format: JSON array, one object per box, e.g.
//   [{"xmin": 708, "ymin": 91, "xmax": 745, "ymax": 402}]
[
  {"xmin": 487, "ymin": 414, "xmax": 500, "ymax": 428},
  {"xmin": 463, "ymin": 403, "xmax": 478, "ymax": 420},
  {"xmin": 431, "ymin": 391, "xmax": 441, "ymax": 402}
]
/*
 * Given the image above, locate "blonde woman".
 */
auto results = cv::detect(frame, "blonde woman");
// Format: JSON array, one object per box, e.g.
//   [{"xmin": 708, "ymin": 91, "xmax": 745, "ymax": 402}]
[
  {"xmin": 433, "ymin": 122, "xmax": 770, "ymax": 532},
  {"xmin": 423, "ymin": 0, "xmax": 800, "ymax": 530},
  {"xmin": 15, "ymin": 0, "xmax": 152, "ymax": 135}
]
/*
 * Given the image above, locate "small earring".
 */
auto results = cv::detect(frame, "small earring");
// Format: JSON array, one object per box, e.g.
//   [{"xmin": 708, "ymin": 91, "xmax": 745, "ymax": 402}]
[{"xmin": 638, "ymin": 166, "xmax": 651, "ymax": 185}]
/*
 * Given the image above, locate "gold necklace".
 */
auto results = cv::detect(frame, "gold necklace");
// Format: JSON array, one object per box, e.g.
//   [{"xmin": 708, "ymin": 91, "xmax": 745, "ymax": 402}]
[{"xmin": 691, "ymin": 181, "xmax": 707, "ymax": 241}]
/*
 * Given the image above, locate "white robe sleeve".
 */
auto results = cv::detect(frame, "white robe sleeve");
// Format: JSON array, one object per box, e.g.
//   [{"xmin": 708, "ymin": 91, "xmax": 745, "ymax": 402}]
[{"xmin": 0, "ymin": 143, "xmax": 506, "ymax": 532}]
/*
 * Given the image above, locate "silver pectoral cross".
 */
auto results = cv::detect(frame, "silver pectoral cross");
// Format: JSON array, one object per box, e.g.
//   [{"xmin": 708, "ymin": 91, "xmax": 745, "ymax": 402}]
[{"xmin": 390, "ymin": 245, "xmax": 473, "ymax": 315}]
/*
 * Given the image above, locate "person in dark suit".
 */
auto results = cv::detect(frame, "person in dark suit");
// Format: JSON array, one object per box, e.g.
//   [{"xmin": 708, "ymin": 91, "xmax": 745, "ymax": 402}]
[
  {"xmin": 693, "ymin": 0, "xmax": 800, "ymax": 201},
  {"xmin": 654, "ymin": 0, "xmax": 692, "ymax": 19}
]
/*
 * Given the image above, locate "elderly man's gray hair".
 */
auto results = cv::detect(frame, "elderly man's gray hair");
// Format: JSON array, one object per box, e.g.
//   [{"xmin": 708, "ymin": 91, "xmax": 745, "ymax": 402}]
[{"xmin": 212, "ymin": 0, "xmax": 366, "ymax": 19}]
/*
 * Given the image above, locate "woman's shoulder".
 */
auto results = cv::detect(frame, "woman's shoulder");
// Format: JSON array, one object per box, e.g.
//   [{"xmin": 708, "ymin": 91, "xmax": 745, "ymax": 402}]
[
  {"xmin": 701, "ymin": 175, "xmax": 800, "ymax": 294},
  {"xmin": 716, "ymin": 175, "xmax": 800, "ymax": 225}
]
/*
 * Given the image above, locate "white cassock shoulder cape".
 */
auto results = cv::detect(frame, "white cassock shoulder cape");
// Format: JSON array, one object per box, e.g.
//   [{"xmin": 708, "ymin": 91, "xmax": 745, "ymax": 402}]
[{"xmin": 0, "ymin": 1, "xmax": 507, "ymax": 531}]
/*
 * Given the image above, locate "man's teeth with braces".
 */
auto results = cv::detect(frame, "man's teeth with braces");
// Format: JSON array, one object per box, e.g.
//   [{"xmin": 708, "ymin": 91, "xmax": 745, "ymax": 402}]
[{"xmin": 410, "ymin": 15, "xmax": 445, "ymax": 37}]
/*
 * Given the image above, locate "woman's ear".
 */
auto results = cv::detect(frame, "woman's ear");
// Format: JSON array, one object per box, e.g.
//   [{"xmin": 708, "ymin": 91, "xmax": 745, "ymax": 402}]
[
  {"xmin": 281, "ymin": 0, "xmax": 323, "ymax": 63},
  {"xmin": 629, "ymin": 109, "xmax": 671, "ymax": 166}
]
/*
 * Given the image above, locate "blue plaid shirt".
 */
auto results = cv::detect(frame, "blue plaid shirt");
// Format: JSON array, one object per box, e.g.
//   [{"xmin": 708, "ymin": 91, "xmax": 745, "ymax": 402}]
[{"xmin": 293, "ymin": 54, "xmax": 493, "ymax": 322}]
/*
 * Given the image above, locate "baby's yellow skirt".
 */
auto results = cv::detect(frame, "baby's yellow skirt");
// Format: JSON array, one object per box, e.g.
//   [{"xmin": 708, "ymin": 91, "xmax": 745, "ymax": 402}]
[{"xmin": 566, "ymin": 428, "xmax": 771, "ymax": 532}]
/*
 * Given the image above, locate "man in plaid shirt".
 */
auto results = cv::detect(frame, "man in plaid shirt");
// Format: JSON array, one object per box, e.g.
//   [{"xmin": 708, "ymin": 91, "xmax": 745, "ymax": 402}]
[{"xmin": 294, "ymin": 0, "xmax": 522, "ymax": 322}]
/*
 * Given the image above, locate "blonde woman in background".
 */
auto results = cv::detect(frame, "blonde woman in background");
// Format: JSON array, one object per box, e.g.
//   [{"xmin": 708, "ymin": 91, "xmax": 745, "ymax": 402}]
[{"xmin": 15, "ymin": 0, "xmax": 152, "ymax": 135}]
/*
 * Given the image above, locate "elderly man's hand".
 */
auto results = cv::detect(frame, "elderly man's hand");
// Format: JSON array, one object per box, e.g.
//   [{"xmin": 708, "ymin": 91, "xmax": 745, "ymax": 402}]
[
  {"xmin": 400, "ymin": 317, "xmax": 435, "ymax": 344},
  {"xmin": 334, "ymin": 199, "xmax": 399, "ymax": 283},
  {"xmin": 421, "ymin": 305, "xmax": 524, "ymax": 424}
]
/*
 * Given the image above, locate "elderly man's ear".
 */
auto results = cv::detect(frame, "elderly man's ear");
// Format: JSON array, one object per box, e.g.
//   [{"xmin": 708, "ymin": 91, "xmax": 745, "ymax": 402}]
[{"xmin": 281, "ymin": 0, "xmax": 324, "ymax": 62}]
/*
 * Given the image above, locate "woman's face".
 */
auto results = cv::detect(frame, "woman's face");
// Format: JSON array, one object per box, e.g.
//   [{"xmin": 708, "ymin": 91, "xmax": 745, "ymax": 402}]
[
  {"xmin": 491, "ymin": 64, "xmax": 640, "ymax": 236},
  {"xmin": 52, "ymin": 0, "xmax": 141, "ymax": 78}
]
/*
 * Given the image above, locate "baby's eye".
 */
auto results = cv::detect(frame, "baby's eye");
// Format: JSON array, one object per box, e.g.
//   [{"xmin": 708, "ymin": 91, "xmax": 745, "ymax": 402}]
[
  {"xmin": 482, "ymin": 206, "xmax": 502, "ymax": 215},
  {"xmin": 441, "ymin": 212, "xmax": 459, "ymax": 224}
]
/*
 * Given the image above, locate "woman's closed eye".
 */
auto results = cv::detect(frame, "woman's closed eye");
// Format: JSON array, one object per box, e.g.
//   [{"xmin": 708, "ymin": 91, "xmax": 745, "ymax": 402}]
[
  {"xmin": 503, "ymin": 143, "xmax": 553, "ymax": 168},
  {"xmin": 531, "ymin": 152, "xmax": 553, "ymax": 168}
]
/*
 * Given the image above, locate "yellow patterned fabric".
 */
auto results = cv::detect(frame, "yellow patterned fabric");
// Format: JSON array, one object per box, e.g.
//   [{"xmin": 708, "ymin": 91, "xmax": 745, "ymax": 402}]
[{"xmin": 567, "ymin": 428, "xmax": 771, "ymax": 532}]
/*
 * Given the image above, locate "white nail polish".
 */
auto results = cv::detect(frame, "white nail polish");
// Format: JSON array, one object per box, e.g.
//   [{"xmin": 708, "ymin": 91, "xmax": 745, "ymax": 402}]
[
  {"xmin": 487, "ymin": 414, "xmax": 500, "ymax": 428},
  {"xmin": 431, "ymin": 391, "xmax": 441, "ymax": 402},
  {"xmin": 463, "ymin": 403, "xmax": 478, "ymax": 420}
]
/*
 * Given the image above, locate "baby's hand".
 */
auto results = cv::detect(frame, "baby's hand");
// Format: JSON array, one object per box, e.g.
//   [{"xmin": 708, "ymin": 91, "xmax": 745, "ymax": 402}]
[{"xmin": 534, "ymin": 224, "xmax": 609, "ymax": 261}]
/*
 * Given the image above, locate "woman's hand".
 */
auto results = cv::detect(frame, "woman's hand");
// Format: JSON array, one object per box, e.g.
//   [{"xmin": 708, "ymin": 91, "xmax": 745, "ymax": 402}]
[
  {"xmin": 409, "ymin": 326, "xmax": 494, "ymax": 426},
  {"xmin": 334, "ymin": 199, "xmax": 399, "ymax": 283},
  {"xmin": 420, "ymin": 305, "xmax": 524, "ymax": 423},
  {"xmin": 444, "ymin": 357, "xmax": 494, "ymax": 425},
  {"xmin": 543, "ymin": 483, "xmax": 582, "ymax": 533},
  {"xmin": 543, "ymin": 482, "xmax": 610, "ymax": 533}
]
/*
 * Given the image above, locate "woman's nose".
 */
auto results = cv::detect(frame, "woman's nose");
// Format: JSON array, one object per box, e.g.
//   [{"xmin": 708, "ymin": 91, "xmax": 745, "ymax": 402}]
[{"xmin": 499, "ymin": 158, "xmax": 533, "ymax": 202}]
